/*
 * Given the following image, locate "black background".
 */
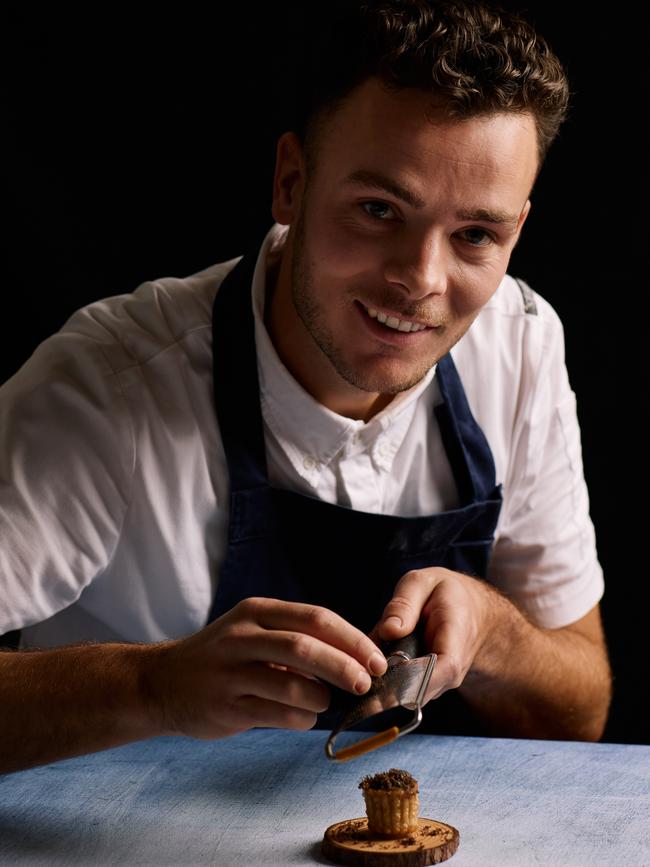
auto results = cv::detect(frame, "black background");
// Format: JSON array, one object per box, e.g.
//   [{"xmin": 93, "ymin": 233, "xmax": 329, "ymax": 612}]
[{"xmin": 4, "ymin": 4, "xmax": 646, "ymax": 743}]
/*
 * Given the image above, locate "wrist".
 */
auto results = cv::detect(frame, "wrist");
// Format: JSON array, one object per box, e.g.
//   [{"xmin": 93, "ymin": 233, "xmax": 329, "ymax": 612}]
[
  {"xmin": 132, "ymin": 640, "xmax": 181, "ymax": 738},
  {"xmin": 469, "ymin": 583, "xmax": 523, "ymax": 680}
]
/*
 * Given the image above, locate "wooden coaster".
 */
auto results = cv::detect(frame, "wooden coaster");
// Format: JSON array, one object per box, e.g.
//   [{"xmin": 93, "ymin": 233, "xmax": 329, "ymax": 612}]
[{"xmin": 322, "ymin": 816, "xmax": 459, "ymax": 866}]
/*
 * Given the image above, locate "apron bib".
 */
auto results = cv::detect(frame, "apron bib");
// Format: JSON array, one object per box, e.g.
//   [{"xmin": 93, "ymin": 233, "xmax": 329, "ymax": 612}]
[{"xmin": 209, "ymin": 239, "xmax": 502, "ymax": 734}]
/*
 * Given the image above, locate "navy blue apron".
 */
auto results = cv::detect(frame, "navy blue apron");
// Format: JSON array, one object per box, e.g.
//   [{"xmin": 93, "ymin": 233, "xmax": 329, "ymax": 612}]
[{"xmin": 208, "ymin": 238, "xmax": 503, "ymax": 735}]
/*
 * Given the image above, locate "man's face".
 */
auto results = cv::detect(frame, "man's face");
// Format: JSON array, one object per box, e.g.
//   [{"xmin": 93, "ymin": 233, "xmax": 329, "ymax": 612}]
[{"xmin": 270, "ymin": 77, "xmax": 537, "ymax": 404}]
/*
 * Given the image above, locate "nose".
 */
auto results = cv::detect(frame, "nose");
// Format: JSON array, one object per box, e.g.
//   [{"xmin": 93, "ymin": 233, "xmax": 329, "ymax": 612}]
[{"xmin": 383, "ymin": 233, "xmax": 448, "ymax": 300}]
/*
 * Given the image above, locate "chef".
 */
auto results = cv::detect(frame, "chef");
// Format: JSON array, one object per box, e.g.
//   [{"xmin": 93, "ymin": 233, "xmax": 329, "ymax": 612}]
[{"xmin": 0, "ymin": 0, "xmax": 611, "ymax": 774}]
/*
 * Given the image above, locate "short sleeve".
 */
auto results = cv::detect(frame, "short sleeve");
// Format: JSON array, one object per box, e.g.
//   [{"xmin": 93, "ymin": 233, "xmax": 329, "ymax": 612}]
[
  {"xmin": 488, "ymin": 297, "xmax": 604, "ymax": 629},
  {"xmin": 0, "ymin": 331, "xmax": 134, "ymax": 633}
]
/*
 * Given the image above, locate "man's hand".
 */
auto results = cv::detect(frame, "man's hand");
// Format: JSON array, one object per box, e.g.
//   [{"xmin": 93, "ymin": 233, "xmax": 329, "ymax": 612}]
[
  {"xmin": 145, "ymin": 597, "xmax": 388, "ymax": 739},
  {"xmin": 372, "ymin": 567, "xmax": 611, "ymax": 740},
  {"xmin": 0, "ymin": 598, "xmax": 387, "ymax": 774},
  {"xmin": 372, "ymin": 567, "xmax": 498, "ymax": 701}
]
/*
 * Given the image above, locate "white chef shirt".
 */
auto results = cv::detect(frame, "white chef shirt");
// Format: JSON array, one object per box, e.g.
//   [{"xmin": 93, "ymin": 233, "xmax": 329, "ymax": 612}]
[{"xmin": 0, "ymin": 222, "xmax": 604, "ymax": 647}]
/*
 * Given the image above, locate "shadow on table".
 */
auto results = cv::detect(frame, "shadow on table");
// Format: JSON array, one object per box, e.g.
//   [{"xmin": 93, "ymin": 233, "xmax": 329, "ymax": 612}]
[
  {"xmin": 0, "ymin": 811, "xmax": 335, "ymax": 866},
  {"xmin": 0, "ymin": 812, "xmax": 104, "ymax": 863},
  {"xmin": 307, "ymin": 840, "xmax": 333, "ymax": 865},
  {"xmin": 145, "ymin": 743, "xmax": 304, "ymax": 805},
  {"xmin": 0, "ymin": 809, "xmax": 218, "ymax": 866}
]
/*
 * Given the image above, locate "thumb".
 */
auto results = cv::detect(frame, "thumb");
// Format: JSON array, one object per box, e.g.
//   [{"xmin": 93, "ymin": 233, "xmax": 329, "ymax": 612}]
[
  {"xmin": 375, "ymin": 601, "xmax": 418, "ymax": 642},
  {"xmin": 376, "ymin": 597, "xmax": 423, "ymax": 644},
  {"xmin": 373, "ymin": 569, "xmax": 442, "ymax": 642}
]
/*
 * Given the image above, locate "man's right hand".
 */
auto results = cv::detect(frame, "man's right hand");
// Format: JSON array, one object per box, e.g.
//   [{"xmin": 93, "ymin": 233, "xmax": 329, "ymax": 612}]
[
  {"xmin": 145, "ymin": 597, "xmax": 388, "ymax": 739},
  {"xmin": 0, "ymin": 598, "xmax": 386, "ymax": 775}
]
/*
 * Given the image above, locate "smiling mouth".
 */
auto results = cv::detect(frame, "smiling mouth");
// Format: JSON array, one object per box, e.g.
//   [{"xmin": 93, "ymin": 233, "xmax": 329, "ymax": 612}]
[{"xmin": 358, "ymin": 301, "xmax": 434, "ymax": 333}]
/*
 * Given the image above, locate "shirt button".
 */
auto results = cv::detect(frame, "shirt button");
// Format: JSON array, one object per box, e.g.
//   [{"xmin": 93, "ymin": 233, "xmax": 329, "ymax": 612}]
[
  {"xmin": 378, "ymin": 441, "xmax": 390, "ymax": 457},
  {"xmin": 303, "ymin": 456, "xmax": 316, "ymax": 470}
]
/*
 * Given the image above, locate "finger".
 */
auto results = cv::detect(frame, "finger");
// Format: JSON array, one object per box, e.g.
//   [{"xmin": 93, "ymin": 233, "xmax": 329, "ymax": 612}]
[
  {"xmin": 375, "ymin": 569, "xmax": 447, "ymax": 641},
  {"xmin": 231, "ymin": 695, "xmax": 318, "ymax": 731},
  {"xmin": 269, "ymin": 662, "xmax": 320, "ymax": 682},
  {"xmin": 228, "ymin": 629, "xmax": 375, "ymax": 696},
  {"xmin": 238, "ymin": 662, "xmax": 331, "ymax": 713},
  {"xmin": 238, "ymin": 597, "xmax": 387, "ymax": 676}
]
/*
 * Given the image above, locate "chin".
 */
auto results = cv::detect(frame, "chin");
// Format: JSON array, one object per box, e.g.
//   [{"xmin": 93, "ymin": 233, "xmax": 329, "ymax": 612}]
[{"xmin": 337, "ymin": 359, "xmax": 435, "ymax": 395}]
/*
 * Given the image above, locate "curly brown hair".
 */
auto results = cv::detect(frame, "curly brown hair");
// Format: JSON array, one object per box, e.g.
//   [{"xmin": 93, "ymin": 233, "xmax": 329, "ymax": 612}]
[{"xmin": 294, "ymin": 0, "xmax": 570, "ymax": 176}]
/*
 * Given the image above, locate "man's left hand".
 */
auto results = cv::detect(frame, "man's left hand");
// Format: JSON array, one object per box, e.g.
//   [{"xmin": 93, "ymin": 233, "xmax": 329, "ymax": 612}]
[
  {"xmin": 370, "ymin": 566, "xmax": 612, "ymax": 740},
  {"xmin": 371, "ymin": 566, "xmax": 499, "ymax": 702}
]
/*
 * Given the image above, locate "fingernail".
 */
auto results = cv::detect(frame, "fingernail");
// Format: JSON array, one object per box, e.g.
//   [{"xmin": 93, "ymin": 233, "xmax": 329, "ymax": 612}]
[
  {"xmin": 384, "ymin": 616, "xmax": 402, "ymax": 630},
  {"xmin": 369, "ymin": 652, "xmax": 387, "ymax": 675},
  {"xmin": 355, "ymin": 671, "xmax": 371, "ymax": 694}
]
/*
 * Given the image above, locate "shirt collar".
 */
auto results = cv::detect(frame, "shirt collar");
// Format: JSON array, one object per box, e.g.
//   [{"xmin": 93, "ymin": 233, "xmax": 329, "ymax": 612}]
[{"xmin": 249, "ymin": 223, "xmax": 436, "ymax": 485}]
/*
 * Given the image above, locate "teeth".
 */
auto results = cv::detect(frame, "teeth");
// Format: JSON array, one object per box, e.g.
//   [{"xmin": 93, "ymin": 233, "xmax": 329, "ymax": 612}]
[{"xmin": 364, "ymin": 304, "xmax": 427, "ymax": 333}]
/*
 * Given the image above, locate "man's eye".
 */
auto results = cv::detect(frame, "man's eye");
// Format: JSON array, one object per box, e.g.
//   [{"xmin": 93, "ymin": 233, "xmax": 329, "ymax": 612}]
[
  {"xmin": 459, "ymin": 228, "xmax": 494, "ymax": 247},
  {"xmin": 361, "ymin": 201, "xmax": 395, "ymax": 221}
]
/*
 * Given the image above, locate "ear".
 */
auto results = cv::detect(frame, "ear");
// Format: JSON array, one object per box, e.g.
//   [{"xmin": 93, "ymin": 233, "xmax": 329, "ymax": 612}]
[{"xmin": 271, "ymin": 132, "xmax": 307, "ymax": 226}]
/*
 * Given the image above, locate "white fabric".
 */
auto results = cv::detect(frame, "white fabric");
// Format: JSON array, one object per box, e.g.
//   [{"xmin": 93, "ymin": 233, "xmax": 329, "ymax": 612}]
[{"xmin": 0, "ymin": 222, "xmax": 604, "ymax": 647}]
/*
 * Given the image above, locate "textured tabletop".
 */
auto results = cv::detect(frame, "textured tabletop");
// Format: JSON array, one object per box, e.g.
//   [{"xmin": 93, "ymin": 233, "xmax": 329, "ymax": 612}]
[{"xmin": 0, "ymin": 730, "xmax": 648, "ymax": 866}]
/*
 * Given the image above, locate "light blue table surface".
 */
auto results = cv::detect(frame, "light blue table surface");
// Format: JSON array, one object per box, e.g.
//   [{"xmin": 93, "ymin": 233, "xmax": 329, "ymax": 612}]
[{"xmin": 0, "ymin": 730, "xmax": 648, "ymax": 866}]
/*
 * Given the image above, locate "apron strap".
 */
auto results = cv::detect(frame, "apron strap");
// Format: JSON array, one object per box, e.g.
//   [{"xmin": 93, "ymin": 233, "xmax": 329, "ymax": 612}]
[
  {"xmin": 435, "ymin": 353, "xmax": 497, "ymax": 503},
  {"xmin": 212, "ymin": 242, "xmax": 269, "ymax": 491}
]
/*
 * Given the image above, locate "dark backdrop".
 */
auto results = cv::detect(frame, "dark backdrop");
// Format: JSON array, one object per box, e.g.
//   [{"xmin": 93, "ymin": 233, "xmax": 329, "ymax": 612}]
[{"xmin": 4, "ymin": 4, "xmax": 646, "ymax": 744}]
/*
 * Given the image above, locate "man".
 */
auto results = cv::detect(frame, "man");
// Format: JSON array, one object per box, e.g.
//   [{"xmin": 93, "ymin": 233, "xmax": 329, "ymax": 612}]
[{"xmin": 0, "ymin": 0, "xmax": 611, "ymax": 774}]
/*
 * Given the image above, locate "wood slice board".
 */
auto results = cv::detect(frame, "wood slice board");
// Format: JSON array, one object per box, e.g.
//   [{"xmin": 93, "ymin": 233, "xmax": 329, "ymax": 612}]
[{"xmin": 322, "ymin": 816, "xmax": 459, "ymax": 866}]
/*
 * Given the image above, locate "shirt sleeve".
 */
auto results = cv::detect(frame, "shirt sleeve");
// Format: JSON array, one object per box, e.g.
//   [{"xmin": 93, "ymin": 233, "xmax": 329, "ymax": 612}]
[
  {"xmin": 0, "ymin": 330, "xmax": 134, "ymax": 634},
  {"xmin": 488, "ymin": 294, "xmax": 605, "ymax": 629}
]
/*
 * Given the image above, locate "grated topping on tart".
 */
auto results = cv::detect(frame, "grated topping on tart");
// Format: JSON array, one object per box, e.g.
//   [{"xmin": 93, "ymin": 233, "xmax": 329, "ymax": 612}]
[{"xmin": 359, "ymin": 768, "xmax": 418, "ymax": 792}]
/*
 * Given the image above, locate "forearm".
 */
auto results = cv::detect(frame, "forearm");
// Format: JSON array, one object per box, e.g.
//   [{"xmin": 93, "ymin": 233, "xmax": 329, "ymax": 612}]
[
  {"xmin": 459, "ymin": 590, "xmax": 612, "ymax": 740},
  {"xmin": 0, "ymin": 642, "xmax": 165, "ymax": 774}
]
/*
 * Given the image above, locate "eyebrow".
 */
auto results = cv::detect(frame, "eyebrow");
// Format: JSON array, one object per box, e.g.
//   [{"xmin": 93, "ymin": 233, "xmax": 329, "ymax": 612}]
[{"xmin": 343, "ymin": 169, "xmax": 521, "ymax": 228}]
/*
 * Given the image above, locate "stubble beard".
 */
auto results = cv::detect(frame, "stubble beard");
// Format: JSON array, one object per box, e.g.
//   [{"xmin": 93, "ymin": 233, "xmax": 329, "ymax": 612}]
[{"xmin": 290, "ymin": 208, "xmax": 444, "ymax": 396}]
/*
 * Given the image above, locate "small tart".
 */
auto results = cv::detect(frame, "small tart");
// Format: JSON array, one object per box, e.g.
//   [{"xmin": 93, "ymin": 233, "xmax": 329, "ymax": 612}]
[{"xmin": 359, "ymin": 768, "xmax": 419, "ymax": 838}]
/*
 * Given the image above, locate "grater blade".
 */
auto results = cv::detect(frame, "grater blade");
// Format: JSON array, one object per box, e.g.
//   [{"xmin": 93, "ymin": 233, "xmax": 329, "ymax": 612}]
[{"xmin": 325, "ymin": 653, "xmax": 436, "ymax": 762}]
